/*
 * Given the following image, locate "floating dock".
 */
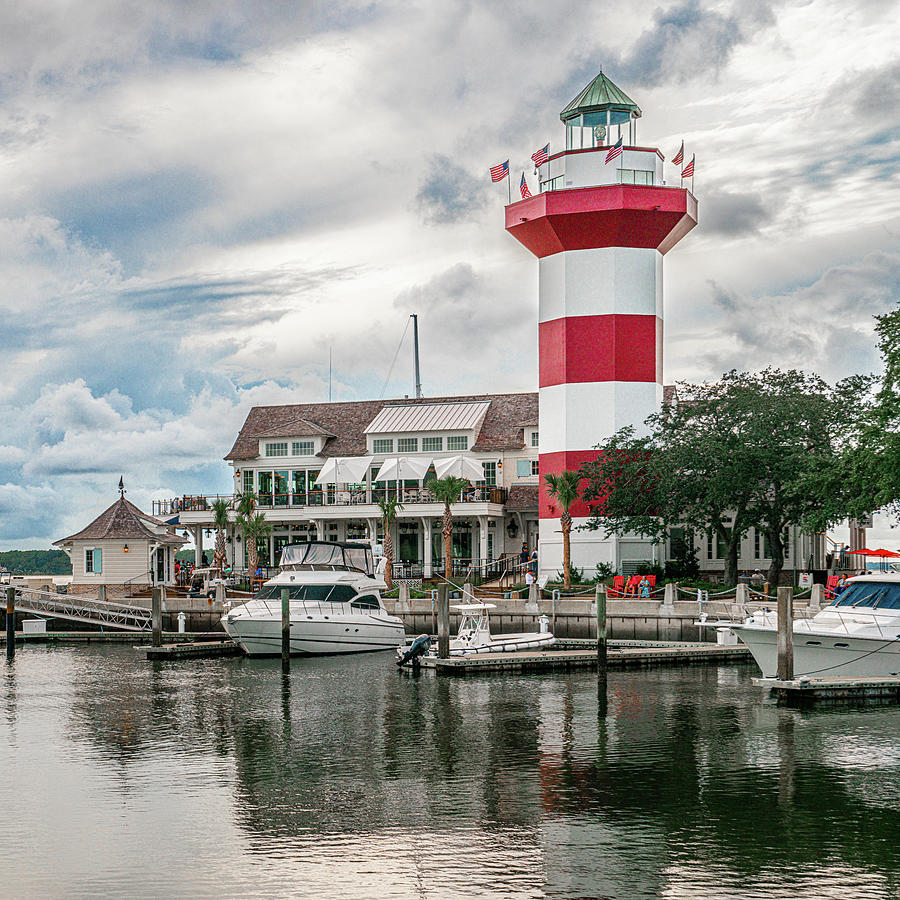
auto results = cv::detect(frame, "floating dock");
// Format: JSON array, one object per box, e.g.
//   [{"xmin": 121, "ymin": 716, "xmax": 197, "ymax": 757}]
[
  {"xmin": 144, "ymin": 640, "xmax": 242, "ymax": 660},
  {"xmin": 754, "ymin": 675, "xmax": 900, "ymax": 706},
  {"xmin": 421, "ymin": 641, "xmax": 750, "ymax": 675}
]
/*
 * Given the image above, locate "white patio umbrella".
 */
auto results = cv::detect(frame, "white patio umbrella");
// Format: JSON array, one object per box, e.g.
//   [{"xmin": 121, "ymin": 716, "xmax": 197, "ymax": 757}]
[
  {"xmin": 314, "ymin": 455, "xmax": 373, "ymax": 486},
  {"xmin": 433, "ymin": 454, "xmax": 485, "ymax": 482},
  {"xmin": 373, "ymin": 456, "xmax": 433, "ymax": 483}
]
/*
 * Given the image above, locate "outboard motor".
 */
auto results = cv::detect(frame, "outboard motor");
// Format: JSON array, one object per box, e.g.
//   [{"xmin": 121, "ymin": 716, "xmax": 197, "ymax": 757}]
[{"xmin": 396, "ymin": 634, "xmax": 431, "ymax": 670}]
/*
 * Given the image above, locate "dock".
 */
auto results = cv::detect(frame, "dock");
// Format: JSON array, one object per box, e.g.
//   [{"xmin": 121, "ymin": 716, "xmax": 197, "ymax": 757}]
[
  {"xmin": 144, "ymin": 640, "xmax": 242, "ymax": 660},
  {"xmin": 421, "ymin": 640, "xmax": 750, "ymax": 674},
  {"xmin": 754, "ymin": 675, "xmax": 900, "ymax": 706}
]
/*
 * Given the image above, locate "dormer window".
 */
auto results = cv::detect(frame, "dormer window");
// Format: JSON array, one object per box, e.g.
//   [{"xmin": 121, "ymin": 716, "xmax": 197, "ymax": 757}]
[
  {"xmin": 398, "ymin": 437, "xmax": 418, "ymax": 453},
  {"xmin": 292, "ymin": 440, "xmax": 314, "ymax": 456},
  {"xmin": 264, "ymin": 442, "xmax": 289, "ymax": 457}
]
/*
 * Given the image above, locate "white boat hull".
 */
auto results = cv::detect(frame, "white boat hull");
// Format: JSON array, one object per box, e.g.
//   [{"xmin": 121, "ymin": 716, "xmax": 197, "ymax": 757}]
[
  {"xmin": 223, "ymin": 613, "xmax": 406, "ymax": 657},
  {"xmin": 732, "ymin": 624, "xmax": 900, "ymax": 678}
]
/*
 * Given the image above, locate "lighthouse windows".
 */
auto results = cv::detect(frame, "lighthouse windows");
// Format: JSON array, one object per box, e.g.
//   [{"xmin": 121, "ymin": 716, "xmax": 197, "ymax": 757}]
[{"xmin": 618, "ymin": 169, "xmax": 655, "ymax": 186}]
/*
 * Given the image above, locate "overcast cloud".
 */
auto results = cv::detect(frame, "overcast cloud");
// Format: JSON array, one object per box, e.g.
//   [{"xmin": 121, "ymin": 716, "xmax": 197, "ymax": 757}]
[{"xmin": 0, "ymin": 0, "xmax": 899, "ymax": 547}]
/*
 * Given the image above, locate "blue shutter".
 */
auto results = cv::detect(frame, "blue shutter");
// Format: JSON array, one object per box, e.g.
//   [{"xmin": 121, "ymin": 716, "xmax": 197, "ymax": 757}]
[
  {"xmin": 93, "ymin": 549, "xmax": 102, "ymax": 573},
  {"xmin": 516, "ymin": 460, "xmax": 531, "ymax": 477}
]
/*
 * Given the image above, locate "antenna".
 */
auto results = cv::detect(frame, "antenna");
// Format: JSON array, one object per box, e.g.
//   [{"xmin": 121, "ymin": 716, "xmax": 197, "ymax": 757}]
[{"xmin": 411, "ymin": 314, "xmax": 422, "ymax": 399}]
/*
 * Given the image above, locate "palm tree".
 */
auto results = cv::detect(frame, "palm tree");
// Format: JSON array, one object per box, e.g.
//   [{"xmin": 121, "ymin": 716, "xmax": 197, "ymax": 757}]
[
  {"xmin": 377, "ymin": 497, "xmax": 403, "ymax": 589},
  {"xmin": 543, "ymin": 470, "xmax": 582, "ymax": 591},
  {"xmin": 240, "ymin": 512, "xmax": 273, "ymax": 579},
  {"xmin": 430, "ymin": 476, "xmax": 470, "ymax": 578},
  {"xmin": 235, "ymin": 490, "xmax": 256, "ymax": 519},
  {"xmin": 211, "ymin": 498, "xmax": 230, "ymax": 572}
]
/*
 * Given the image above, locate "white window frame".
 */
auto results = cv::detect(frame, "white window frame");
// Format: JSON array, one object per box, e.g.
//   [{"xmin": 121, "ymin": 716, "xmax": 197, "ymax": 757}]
[
  {"xmin": 447, "ymin": 435, "xmax": 468, "ymax": 451},
  {"xmin": 264, "ymin": 442, "xmax": 289, "ymax": 457},
  {"xmin": 423, "ymin": 436, "xmax": 442, "ymax": 452},
  {"xmin": 292, "ymin": 440, "xmax": 315, "ymax": 457},
  {"xmin": 373, "ymin": 438, "xmax": 393, "ymax": 454},
  {"xmin": 398, "ymin": 437, "xmax": 418, "ymax": 453},
  {"xmin": 530, "ymin": 430, "xmax": 539, "ymax": 448},
  {"xmin": 531, "ymin": 460, "xmax": 539, "ymax": 476},
  {"xmin": 84, "ymin": 547, "xmax": 101, "ymax": 575}
]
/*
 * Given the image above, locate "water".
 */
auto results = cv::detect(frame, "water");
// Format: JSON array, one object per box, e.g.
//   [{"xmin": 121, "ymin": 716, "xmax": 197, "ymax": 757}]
[{"xmin": 1, "ymin": 647, "xmax": 899, "ymax": 899}]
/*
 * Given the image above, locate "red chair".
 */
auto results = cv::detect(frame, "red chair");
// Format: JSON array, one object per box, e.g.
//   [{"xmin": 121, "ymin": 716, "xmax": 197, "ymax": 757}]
[
  {"xmin": 609, "ymin": 576, "xmax": 625, "ymax": 597},
  {"xmin": 645, "ymin": 575, "xmax": 657, "ymax": 589},
  {"xmin": 824, "ymin": 575, "xmax": 840, "ymax": 601},
  {"xmin": 624, "ymin": 575, "xmax": 642, "ymax": 596}
]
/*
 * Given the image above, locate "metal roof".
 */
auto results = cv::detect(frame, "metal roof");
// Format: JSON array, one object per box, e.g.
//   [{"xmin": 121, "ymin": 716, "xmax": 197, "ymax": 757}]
[
  {"xmin": 364, "ymin": 400, "xmax": 491, "ymax": 435},
  {"xmin": 560, "ymin": 71, "xmax": 641, "ymax": 123}
]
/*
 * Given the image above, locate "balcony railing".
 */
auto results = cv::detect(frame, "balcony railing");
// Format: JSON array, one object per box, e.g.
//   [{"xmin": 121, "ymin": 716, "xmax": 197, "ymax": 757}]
[{"xmin": 153, "ymin": 486, "xmax": 508, "ymax": 518}]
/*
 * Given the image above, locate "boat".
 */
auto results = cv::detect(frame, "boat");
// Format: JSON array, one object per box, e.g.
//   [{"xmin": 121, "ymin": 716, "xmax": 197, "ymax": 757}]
[
  {"xmin": 396, "ymin": 602, "xmax": 556, "ymax": 663},
  {"xmin": 730, "ymin": 573, "xmax": 900, "ymax": 678},
  {"xmin": 222, "ymin": 541, "xmax": 406, "ymax": 656}
]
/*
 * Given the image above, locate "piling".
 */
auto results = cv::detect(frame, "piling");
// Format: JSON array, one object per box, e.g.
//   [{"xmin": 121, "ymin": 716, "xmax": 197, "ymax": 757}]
[
  {"xmin": 6, "ymin": 587, "xmax": 15, "ymax": 660},
  {"xmin": 437, "ymin": 583, "xmax": 450, "ymax": 659},
  {"xmin": 281, "ymin": 587, "xmax": 290, "ymax": 673},
  {"xmin": 809, "ymin": 583, "xmax": 824, "ymax": 613},
  {"xmin": 151, "ymin": 587, "xmax": 162, "ymax": 647},
  {"xmin": 777, "ymin": 586, "xmax": 793, "ymax": 681},
  {"xmin": 97, "ymin": 585, "xmax": 107, "ymax": 604},
  {"xmin": 596, "ymin": 583, "xmax": 607, "ymax": 691}
]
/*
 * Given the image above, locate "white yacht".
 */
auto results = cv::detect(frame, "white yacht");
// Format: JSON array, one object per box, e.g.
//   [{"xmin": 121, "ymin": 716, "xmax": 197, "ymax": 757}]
[
  {"xmin": 731, "ymin": 574, "xmax": 900, "ymax": 678},
  {"xmin": 222, "ymin": 542, "xmax": 406, "ymax": 657}
]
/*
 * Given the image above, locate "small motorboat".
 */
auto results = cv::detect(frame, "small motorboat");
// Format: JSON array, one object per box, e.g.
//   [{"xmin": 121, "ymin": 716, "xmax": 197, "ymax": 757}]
[{"xmin": 396, "ymin": 603, "xmax": 555, "ymax": 664}]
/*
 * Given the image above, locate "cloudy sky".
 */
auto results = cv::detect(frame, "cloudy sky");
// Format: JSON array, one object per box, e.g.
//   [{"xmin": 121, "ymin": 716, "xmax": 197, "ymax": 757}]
[{"xmin": 0, "ymin": 0, "xmax": 898, "ymax": 549}]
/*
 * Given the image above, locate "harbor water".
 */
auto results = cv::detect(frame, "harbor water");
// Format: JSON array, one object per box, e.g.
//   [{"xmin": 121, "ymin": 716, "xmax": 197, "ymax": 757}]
[{"xmin": 1, "ymin": 646, "xmax": 899, "ymax": 898}]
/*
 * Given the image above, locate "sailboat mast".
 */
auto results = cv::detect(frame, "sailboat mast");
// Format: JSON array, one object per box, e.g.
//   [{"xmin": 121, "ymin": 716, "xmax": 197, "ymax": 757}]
[{"xmin": 411, "ymin": 314, "xmax": 422, "ymax": 399}]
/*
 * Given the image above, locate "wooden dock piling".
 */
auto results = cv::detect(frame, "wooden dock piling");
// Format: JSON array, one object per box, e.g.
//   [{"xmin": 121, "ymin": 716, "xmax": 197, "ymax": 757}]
[
  {"xmin": 281, "ymin": 587, "xmax": 290, "ymax": 673},
  {"xmin": 151, "ymin": 587, "xmax": 162, "ymax": 647},
  {"xmin": 777, "ymin": 586, "xmax": 793, "ymax": 681},
  {"xmin": 596, "ymin": 583, "xmax": 607, "ymax": 683},
  {"xmin": 437, "ymin": 584, "xmax": 450, "ymax": 659},
  {"xmin": 6, "ymin": 587, "xmax": 15, "ymax": 660}
]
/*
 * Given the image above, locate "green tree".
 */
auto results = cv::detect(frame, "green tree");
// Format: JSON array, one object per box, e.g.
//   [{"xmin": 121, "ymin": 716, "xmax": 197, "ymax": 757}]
[
  {"xmin": 430, "ymin": 476, "xmax": 470, "ymax": 578},
  {"xmin": 582, "ymin": 369, "xmax": 860, "ymax": 587},
  {"xmin": 543, "ymin": 470, "xmax": 581, "ymax": 590},
  {"xmin": 377, "ymin": 497, "xmax": 403, "ymax": 589},
  {"xmin": 236, "ymin": 490, "xmax": 271, "ymax": 576},
  {"xmin": 210, "ymin": 498, "xmax": 231, "ymax": 572}
]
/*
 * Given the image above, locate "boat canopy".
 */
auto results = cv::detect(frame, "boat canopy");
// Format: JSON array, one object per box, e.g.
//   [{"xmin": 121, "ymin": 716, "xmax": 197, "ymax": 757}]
[
  {"xmin": 451, "ymin": 603, "xmax": 497, "ymax": 611},
  {"xmin": 279, "ymin": 541, "xmax": 375, "ymax": 576}
]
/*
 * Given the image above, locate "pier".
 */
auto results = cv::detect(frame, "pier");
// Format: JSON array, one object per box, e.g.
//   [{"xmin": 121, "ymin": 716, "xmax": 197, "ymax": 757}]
[{"xmin": 755, "ymin": 675, "xmax": 900, "ymax": 706}]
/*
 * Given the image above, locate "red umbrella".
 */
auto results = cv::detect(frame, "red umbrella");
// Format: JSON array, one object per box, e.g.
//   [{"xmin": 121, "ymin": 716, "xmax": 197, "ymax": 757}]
[
  {"xmin": 847, "ymin": 548, "xmax": 876, "ymax": 555},
  {"xmin": 869, "ymin": 548, "xmax": 900, "ymax": 558}
]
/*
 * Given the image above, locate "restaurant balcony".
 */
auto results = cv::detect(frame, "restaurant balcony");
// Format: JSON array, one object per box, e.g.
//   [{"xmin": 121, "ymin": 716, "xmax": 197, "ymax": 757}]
[{"xmin": 153, "ymin": 486, "xmax": 509, "ymax": 519}]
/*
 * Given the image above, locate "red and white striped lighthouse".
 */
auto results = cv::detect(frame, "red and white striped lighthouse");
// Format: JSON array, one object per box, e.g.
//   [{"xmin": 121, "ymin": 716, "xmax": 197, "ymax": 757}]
[{"xmin": 506, "ymin": 73, "xmax": 698, "ymax": 578}]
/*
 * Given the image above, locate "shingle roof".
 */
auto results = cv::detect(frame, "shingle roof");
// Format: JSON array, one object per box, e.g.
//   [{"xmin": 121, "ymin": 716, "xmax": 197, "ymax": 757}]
[
  {"xmin": 506, "ymin": 485, "xmax": 539, "ymax": 511},
  {"xmin": 256, "ymin": 417, "xmax": 335, "ymax": 439},
  {"xmin": 225, "ymin": 392, "xmax": 539, "ymax": 461},
  {"xmin": 54, "ymin": 496, "xmax": 186, "ymax": 546}
]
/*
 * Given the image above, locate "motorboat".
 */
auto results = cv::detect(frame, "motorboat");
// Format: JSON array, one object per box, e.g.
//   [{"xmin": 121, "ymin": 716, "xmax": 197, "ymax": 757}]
[
  {"xmin": 396, "ymin": 603, "xmax": 556, "ymax": 663},
  {"xmin": 222, "ymin": 541, "xmax": 406, "ymax": 656},
  {"xmin": 730, "ymin": 574, "xmax": 900, "ymax": 678}
]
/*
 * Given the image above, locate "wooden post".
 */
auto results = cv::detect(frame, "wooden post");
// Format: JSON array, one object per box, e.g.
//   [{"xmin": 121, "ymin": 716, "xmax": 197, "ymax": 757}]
[
  {"xmin": 437, "ymin": 583, "xmax": 450, "ymax": 659},
  {"xmin": 777, "ymin": 585, "xmax": 793, "ymax": 681},
  {"xmin": 281, "ymin": 587, "xmax": 290, "ymax": 674},
  {"xmin": 596, "ymin": 583, "xmax": 607, "ymax": 687},
  {"xmin": 6, "ymin": 587, "xmax": 15, "ymax": 660},
  {"xmin": 809, "ymin": 583, "xmax": 824, "ymax": 613},
  {"xmin": 97, "ymin": 585, "xmax": 107, "ymax": 604},
  {"xmin": 151, "ymin": 586, "xmax": 162, "ymax": 647}
]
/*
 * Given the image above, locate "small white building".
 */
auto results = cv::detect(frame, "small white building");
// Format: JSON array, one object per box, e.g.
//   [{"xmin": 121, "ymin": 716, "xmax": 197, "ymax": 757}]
[{"xmin": 54, "ymin": 493, "xmax": 185, "ymax": 596}]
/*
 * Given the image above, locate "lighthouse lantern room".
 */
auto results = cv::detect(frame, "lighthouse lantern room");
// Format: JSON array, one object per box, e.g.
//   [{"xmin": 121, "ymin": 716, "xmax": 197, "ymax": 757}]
[{"xmin": 505, "ymin": 72, "xmax": 698, "ymax": 580}]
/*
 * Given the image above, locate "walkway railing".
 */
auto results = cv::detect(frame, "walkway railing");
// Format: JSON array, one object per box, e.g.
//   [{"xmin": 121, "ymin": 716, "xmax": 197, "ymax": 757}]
[
  {"xmin": 153, "ymin": 486, "xmax": 510, "ymax": 517},
  {"xmin": 8, "ymin": 586, "xmax": 152, "ymax": 631}
]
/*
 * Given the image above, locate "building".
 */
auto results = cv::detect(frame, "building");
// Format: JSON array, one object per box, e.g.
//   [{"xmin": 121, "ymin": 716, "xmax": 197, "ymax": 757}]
[
  {"xmin": 54, "ymin": 490, "xmax": 185, "ymax": 595},
  {"xmin": 505, "ymin": 71, "xmax": 697, "ymax": 580},
  {"xmin": 158, "ymin": 393, "xmax": 541, "ymax": 578}
]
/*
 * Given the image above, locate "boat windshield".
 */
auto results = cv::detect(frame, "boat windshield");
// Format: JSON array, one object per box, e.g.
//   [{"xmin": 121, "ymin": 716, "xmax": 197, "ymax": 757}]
[
  {"xmin": 833, "ymin": 582, "xmax": 900, "ymax": 610},
  {"xmin": 278, "ymin": 542, "xmax": 374, "ymax": 576},
  {"xmin": 255, "ymin": 584, "xmax": 358, "ymax": 603}
]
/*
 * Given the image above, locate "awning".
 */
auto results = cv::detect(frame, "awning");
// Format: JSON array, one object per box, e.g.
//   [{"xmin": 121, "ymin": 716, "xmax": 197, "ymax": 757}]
[
  {"xmin": 373, "ymin": 456, "xmax": 433, "ymax": 482},
  {"xmin": 314, "ymin": 456, "xmax": 374, "ymax": 486},
  {"xmin": 433, "ymin": 455, "xmax": 485, "ymax": 482}
]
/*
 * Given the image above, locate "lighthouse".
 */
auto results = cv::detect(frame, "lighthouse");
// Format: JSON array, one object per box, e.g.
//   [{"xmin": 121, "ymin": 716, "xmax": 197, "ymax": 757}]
[{"xmin": 505, "ymin": 72, "xmax": 698, "ymax": 579}]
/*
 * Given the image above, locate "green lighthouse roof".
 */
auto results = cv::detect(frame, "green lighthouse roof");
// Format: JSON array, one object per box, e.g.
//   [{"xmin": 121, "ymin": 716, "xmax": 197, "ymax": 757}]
[{"xmin": 560, "ymin": 71, "xmax": 642, "ymax": 123}]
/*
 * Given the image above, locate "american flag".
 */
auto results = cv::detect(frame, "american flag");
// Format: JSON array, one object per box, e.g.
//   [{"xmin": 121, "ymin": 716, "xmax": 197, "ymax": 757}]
[
  {"xmin": 531, "ymin": 143, "xmax": 549, "ymax": 167},
  {"xmin": 520, "ymin": 172, "xmax": 532, "ymax": 199},
  {"xmin": 605, "ymin": 137, "xmax": 623, "ymax": 164},
  {"xmin": 490, "ymin": 160, "xmax": 509, "ymax": 182},
  {"xmin": 682, "ymin": 154, "xmax": 695, "ymax": 178},
  {"xmin": 672, "ymin": 141, "xmax": 684, "ymax": 166}
]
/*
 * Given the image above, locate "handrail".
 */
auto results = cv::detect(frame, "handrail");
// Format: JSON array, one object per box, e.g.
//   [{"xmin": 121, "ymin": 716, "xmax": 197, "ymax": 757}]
[{"xmin": 9, "ymin": 586, "xmax": 152, "ymax": 631}]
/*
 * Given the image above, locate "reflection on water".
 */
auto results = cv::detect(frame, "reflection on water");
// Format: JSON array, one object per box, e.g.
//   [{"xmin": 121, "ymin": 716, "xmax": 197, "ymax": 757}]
[{"xmin": 0, "ymin": 648, "xmax": 899, "ymax": 898}]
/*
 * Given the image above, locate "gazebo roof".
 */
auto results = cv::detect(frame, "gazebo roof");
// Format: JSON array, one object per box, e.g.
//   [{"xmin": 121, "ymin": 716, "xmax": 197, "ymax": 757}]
[
  {"xmin": 54, "ymin": 496, "xmax": 185, "ymax": 546},
  {"xmin": 560, "ymin": 71, "xmax": 642, "ymax": 123}
]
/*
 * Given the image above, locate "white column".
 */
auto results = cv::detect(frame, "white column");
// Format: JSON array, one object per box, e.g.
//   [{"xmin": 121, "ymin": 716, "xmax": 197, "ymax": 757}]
[
  {"xmin": 421, "ymin": 517, "xmax": 433, "ymax": 577},
  {"xmin": 194, "ymin": 526, "xmax": 203, "ymax": 567},
  {"xmin": 478, "ymin": 516, "xmax": 489, "ymax": 563}
]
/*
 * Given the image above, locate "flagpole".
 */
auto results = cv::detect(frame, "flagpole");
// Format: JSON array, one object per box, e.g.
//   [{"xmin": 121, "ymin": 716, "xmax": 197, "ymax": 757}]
[{"xmin": 507, "ymin": 169, "xmax": 511, "ymax": 205}]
